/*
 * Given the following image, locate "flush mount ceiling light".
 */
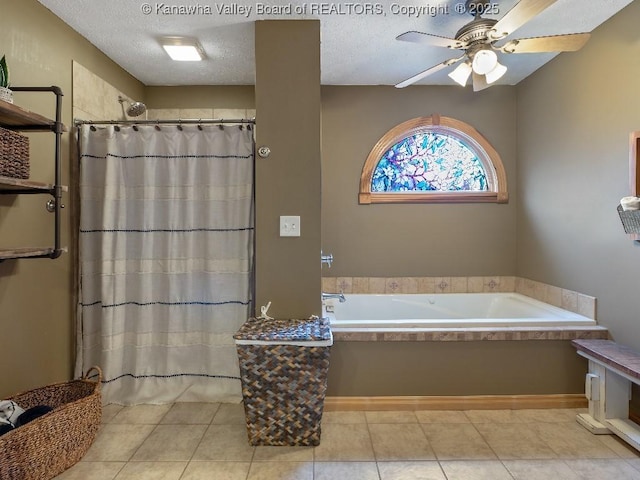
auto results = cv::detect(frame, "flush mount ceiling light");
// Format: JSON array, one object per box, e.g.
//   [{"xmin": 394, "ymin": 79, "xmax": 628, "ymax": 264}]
[
  {"xmin": 161, "ymin": 37, "xmax": 205, "ymax": 61},
  {"xmin": 395, "ymin": 0, "xmax": 591, "ymax": 92}
]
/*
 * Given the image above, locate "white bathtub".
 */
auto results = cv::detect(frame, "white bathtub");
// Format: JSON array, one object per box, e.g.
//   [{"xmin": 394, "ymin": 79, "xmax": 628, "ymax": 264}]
[{"xmin": 324, "ymin": 293, "xmax": 597, "ymax": 331}]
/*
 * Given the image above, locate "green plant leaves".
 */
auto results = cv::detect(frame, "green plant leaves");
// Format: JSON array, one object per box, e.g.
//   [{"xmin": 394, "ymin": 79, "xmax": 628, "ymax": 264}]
[{"xmin": 0, "ymin": 56, "xmax": 9, "ymax": 88}]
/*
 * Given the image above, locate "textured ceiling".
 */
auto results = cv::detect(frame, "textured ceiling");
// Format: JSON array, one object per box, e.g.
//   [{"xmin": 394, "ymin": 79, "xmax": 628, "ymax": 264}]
[{"xmin": 38, "ymin": 0, "xmax": 633, "ymax": 86}]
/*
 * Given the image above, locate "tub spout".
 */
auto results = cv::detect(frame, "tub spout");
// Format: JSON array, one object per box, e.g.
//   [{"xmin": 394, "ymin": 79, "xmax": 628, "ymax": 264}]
[{"xmin": 322, "ymin": 292, "xmax": 346, "ymax": 303}]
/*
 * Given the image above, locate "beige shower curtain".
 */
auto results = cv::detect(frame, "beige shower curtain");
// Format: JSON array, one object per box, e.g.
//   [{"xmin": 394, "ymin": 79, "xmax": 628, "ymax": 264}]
[{"xmin": 77, "ymin": 123, "xmax": 254, "ymax": 405}]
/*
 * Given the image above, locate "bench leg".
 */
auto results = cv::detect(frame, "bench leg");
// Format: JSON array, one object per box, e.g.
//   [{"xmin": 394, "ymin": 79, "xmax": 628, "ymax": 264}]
[
  {"xmin": 576, "ymin": 362, "xmax": 612, "ymax": 434},
  {"xmin": 573, "ymin": 349, "xmax": 640, "ymax": 451},
  {"xmin": 600, "ymin": 369, "xmax": 640, "ymax": 450}
]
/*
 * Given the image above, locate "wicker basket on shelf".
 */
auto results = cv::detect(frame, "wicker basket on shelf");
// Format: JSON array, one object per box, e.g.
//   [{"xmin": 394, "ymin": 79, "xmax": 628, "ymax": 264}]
[
  {"xmin": 0, "ymin": 366, "xmax": 102, "ymax": 480},
  {"xmin": 0, "ymin": 125, "xmax": 30, "ymax": 179},
  {"xmin": 617, "ymin": 204, "xmax": 640, "ymax": 234}
]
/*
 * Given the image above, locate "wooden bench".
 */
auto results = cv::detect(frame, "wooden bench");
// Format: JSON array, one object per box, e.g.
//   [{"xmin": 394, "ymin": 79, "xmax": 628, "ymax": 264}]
[{"xmin": 572, "ymin": 339, "xmax": 640, "ymax": 450}]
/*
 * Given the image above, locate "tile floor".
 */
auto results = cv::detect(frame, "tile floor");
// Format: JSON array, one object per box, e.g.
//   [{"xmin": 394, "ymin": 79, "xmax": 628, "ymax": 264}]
[{"xmin": 55, "ymin": 403, "xmax": 640, "ymax": 479}]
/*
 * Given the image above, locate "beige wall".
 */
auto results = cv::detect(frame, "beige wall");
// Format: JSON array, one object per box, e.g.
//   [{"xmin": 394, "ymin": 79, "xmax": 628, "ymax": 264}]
[
  {"xmin": 0, "ymin": 0, "xmax": 144, "ymax": 398},
  {"xmin": 327, "ymin": 341, "xmax": 585, "ymax": 396},
  {"xmin": 516, "ymin": 1, "xmax": 640, "ymax": 346},
  {"xmin": 254, "ymin": 21, "xmax": 322, "ymax": 318},
  {"xmin": 321, "ymin": 86, "xmax": 517, "ymax": 278}
]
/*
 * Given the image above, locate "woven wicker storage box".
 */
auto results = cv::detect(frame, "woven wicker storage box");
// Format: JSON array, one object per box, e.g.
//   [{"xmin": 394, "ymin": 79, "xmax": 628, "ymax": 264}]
[
  {"xmin": 0, "ymin": 126, "xmax": 30, "ymax": 179},
  {"xmin": 617, "ymin": 204, "xmax": 640, "ymax": 234},
  {"xmin": 234, "ymin": 317, "xmax": 332, "ymax": 446},
  {"xmin": 0, "ymin": 367, "xmax": 102, "ymax": 480}
]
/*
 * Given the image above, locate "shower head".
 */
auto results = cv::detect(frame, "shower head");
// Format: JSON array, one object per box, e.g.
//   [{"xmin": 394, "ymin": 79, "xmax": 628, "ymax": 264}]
[
  {"xmin": 127, "ymin": 101, "xmax": 147, "ymax": 117},
  {"xmin": 118, "ymin": 95, "xmax": 147, "ymax": 118}
]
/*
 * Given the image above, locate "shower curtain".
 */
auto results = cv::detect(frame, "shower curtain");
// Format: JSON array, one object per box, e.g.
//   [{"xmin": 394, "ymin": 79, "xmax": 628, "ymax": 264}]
[{"xmin": 77, "ymin": 123, "xmax": 254, "ymax": 405}]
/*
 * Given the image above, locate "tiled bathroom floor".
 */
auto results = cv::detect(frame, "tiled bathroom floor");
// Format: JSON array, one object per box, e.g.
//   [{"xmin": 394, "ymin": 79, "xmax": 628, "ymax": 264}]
[{"xmin": 54, "ymin": 403, "xmax": 640, "ymax": 480}]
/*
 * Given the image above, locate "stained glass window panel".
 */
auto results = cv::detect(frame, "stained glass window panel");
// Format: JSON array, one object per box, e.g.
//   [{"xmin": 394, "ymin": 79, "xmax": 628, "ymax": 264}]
[{"xmin": 371, "ymin": 132, "xmax": 488, "ymax": 193}]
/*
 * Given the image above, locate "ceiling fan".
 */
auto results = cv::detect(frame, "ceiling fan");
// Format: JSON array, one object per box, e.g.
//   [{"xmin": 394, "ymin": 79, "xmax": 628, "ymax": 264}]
[{"xmin": 395, "ymin": 0, "xmax": 590, "ymax": 90}]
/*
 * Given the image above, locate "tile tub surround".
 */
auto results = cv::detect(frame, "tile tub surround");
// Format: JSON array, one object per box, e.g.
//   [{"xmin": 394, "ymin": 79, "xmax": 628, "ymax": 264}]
[
  {"xmin": 322, "ymin": 276, "xmax": 597, "ymax": 320},
  {"xmin": 72, "ymin": 62, "xmax": 256, "ymax": 124},
  {"xmin": 54, "ymin": 402, "xmax": 640, "ymax": 480},
  {"xmin": 322, "ymin": 277, "xmax": 605, "ymax": 342},
  {"xmin": 330, "ymin": 328, "xmax": 608, "ymax": 342}
]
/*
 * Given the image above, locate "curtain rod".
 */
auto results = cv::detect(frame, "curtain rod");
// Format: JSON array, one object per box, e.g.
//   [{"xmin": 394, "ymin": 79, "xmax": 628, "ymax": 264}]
[{"xmin": 74, "ymin": 118, "xmax": 255, "ymax": 126}]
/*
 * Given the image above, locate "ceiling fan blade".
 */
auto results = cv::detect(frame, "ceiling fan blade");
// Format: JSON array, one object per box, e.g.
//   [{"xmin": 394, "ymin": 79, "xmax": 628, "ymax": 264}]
[
  {"xmin": 500, "ymin": 33, "xmax": 591, "ymax": 53},
  {"xmin": 396, "ymin": 31, "xmax": 466, "ymax": 50},
  {"xmin": 472, "ymin": 72, "xmax": 491, "ymax": 92},
  {"xmin": 395, "ymin": 57, "xmax": 463, "ymax": 88},
  {"xmin": 491, "ymin": 0, "xmax": 558, "ymax": 39}
]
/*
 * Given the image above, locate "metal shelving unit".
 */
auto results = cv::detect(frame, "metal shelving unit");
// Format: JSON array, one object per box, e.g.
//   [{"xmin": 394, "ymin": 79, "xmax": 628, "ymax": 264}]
[{"xmin": 0, "ymin": 86, "xmax": 66, "ymax": 260}]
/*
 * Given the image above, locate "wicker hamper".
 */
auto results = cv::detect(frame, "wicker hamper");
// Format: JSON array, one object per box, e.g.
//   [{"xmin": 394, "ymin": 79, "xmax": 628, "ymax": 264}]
[
  {"xmin": 0, "ymin": 126, "xmax": 30, "ymax": 179},
  {"xmin": 234, "ymin": 317, "xmax": 332, "ymax": 446},
  {"xmin": 0, "ymin": 366, "xmax": 102, "ymax": 480}
]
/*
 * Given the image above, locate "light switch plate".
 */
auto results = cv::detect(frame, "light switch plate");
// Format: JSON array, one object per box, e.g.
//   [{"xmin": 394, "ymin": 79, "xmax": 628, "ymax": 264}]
[{"xmin": 280, "ymin": 216, "xmax": 300, "ymax": 237}]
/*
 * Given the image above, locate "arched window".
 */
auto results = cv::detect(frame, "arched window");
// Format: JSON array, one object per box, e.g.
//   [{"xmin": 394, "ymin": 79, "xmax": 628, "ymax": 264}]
[{"xmin": 359, "ymin": 114, "xmax": 508, "ymax": 204}]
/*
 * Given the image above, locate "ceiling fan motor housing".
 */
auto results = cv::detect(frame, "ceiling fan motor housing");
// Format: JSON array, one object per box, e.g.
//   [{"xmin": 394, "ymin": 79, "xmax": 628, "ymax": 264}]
[{"xmin": 455, "ymin": 17, "xmax": 498, "ymax": 57}]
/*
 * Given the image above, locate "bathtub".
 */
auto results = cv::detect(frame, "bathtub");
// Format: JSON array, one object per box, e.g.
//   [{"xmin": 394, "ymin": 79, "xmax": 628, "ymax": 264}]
[{"xmin": 324, "ymin": 292, "xmax": 597, "ymax": 331}]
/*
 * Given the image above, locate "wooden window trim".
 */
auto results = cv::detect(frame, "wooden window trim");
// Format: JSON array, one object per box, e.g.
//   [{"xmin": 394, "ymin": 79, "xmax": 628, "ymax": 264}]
[{"xmin": 359, "ymin": 114, "xmax": 509, "ymax": 204}]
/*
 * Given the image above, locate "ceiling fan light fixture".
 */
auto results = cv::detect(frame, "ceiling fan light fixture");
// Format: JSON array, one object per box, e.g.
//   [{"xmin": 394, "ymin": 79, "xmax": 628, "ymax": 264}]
[
  {"xmin": 448, "ymin": 62, "xmax": 472, "ymax": 87},
  {"xmin": 471, "ymin": 49, "xmax": 498, "ymax": 75},
  {"xmin": 394, "ymin": 0, "xmax": 593, "ymax": 91},
  {"xmin": 485, "ymin": 61, "xmax": 507, "ymax": 84},
  {"xmin": 161, "ymin": 37, "xmax": 205, "ymax": 61}
]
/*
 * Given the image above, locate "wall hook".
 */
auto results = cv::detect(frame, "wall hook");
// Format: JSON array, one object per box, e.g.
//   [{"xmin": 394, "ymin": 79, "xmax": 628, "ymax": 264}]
[
  {"xmin": 257, "ymin": 146, "xmax": 271, "ymax": 158},
  {"xmin": 46, "ymin": 198, "xmax": 65, "ymax": 213}
]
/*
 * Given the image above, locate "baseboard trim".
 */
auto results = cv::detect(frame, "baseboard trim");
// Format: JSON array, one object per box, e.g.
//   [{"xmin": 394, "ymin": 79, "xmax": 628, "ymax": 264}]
[{"xmin": 324, "ymin": 394, "xmax": 587, "ymax": 411}]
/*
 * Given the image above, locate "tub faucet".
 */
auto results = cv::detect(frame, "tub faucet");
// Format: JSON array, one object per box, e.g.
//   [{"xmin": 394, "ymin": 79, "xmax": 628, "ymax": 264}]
[{"xmin": 322, "ymin": 292, "xmax": 346, "ymax": 303}]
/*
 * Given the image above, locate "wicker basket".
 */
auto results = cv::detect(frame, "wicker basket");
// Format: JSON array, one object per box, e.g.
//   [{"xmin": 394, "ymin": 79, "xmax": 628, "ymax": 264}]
[
  {"xmin": 0, "ymin": 366, "xmax": 102, "ymax": 480},
  {"xmin": 0, "ymin": 125, "xmax": 30, "ymax": 179},
  {"xmin": 617, "ymin": 204, "xmax": 640, "ymax": 234},
  {"xmin": 234, "ymin": 317, "xmax": 332, "ymax": 446}
]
